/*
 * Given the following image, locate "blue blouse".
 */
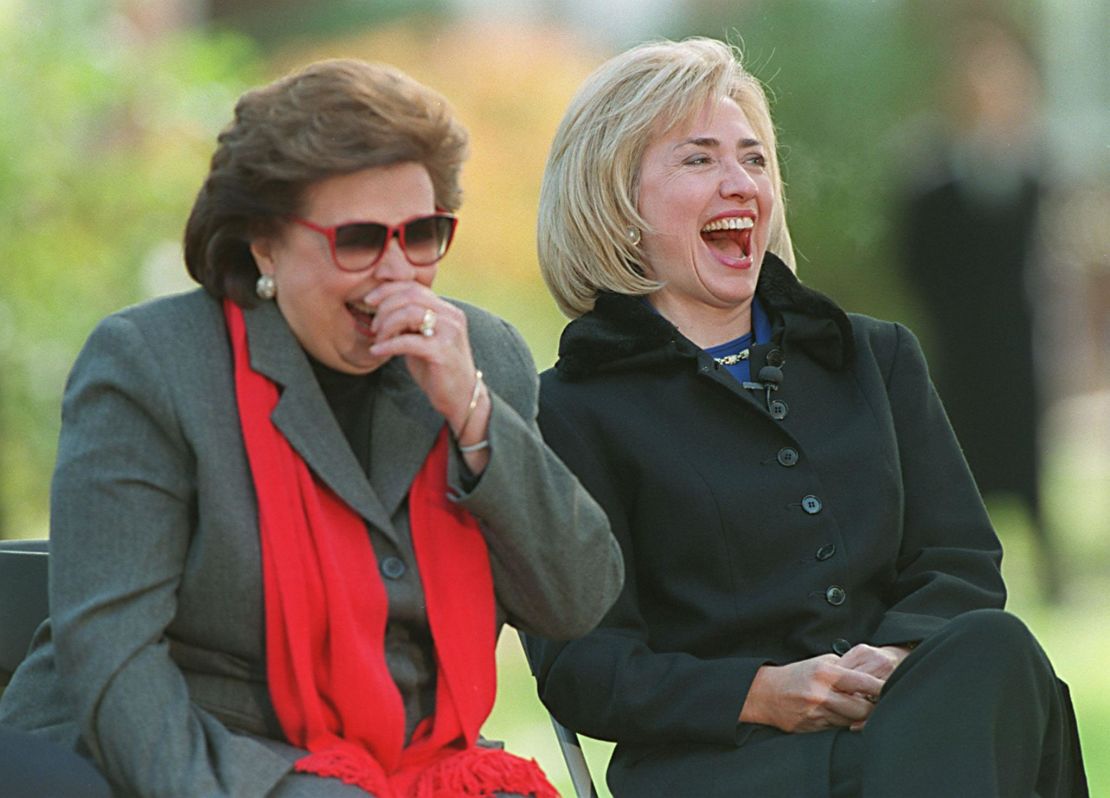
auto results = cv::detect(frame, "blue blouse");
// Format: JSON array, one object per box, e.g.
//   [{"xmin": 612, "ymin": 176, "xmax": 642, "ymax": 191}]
[{"xmin": 703, "ymin": 297, "xmax": 772, "ymax": 384}]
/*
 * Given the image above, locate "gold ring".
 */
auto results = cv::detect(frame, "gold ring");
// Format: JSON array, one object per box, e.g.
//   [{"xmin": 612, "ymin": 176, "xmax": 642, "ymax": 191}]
[{"xmin": 419, "ymin": 308, "xmax": 437, "ymax": 337}]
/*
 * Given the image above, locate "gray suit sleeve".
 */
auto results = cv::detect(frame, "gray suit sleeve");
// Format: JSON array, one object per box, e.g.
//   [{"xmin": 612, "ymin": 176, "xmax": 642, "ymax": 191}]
[
  {"xmin": 49, "ymin": 314, "xmax": 290, "ymax": 797},
  {"xmin": 445, "ymin": 313, "xmax": 623, "ymax": 640}
]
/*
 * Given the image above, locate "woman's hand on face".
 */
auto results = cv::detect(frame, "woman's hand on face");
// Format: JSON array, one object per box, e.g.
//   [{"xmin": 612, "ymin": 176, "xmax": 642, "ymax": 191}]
[
  {"xmin": 364, "ymin": 282, "xmax": 491, "ymax": 464},
  {"xmin": 740, "ymin": 654, "xmax": 885, "ymax": 734}
]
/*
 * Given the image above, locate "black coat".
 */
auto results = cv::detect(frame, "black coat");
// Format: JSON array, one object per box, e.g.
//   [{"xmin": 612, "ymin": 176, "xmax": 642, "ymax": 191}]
[{"xmin": 528, "ymin": 256, "xmax": 1008, "ymax": 794}]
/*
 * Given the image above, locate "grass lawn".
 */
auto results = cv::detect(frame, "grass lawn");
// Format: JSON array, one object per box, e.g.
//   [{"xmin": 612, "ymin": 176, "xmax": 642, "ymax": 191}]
[{"xmin": 484, "ymin": 396, "xmax": 1110, "ymax": 796}]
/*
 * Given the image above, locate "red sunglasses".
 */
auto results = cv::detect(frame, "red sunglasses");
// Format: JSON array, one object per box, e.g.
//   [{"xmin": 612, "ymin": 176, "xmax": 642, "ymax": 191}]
[{"xmin": 289, "ymin": 213, "xmax": 458, "ymax": 272}]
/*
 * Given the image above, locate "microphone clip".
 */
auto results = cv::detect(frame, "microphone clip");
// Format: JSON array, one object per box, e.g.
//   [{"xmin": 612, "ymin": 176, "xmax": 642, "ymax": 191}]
[{"xmin": 743, "ymin": 365, "xmax": 784, "ymax": 413}]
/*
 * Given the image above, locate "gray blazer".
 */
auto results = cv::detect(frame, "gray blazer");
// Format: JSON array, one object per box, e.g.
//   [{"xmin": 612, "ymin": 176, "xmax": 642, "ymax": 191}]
[{"xmin": 0, "ymin": 289, "xmax": 621, "ymax": 797}]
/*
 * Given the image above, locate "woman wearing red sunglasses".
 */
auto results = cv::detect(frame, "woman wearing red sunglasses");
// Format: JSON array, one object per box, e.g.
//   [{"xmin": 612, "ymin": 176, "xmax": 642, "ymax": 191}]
[{"xmin": 0, "ymin": 59, "xmax": 622, "ymax": 797}]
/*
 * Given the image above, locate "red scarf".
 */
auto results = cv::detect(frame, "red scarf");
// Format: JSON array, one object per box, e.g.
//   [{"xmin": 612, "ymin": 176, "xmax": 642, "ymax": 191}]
[{"xmin": 225, "ymin": 301, "xmax": 556, "ymax": 798}]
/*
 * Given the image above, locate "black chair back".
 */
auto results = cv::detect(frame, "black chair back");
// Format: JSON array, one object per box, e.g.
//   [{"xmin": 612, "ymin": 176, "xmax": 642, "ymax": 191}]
[{"xmin": 0, "ymin": 539, "xmax": 49, "ymax": 685}]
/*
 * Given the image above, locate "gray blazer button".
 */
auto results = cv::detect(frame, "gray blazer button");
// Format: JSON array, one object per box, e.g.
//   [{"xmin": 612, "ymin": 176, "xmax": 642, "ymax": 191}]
[
  {"xmin": 801, "ymin": 495, "xmax": 823, "ymax": 514},
  {"xmin": 816, "ymin": 543, "xmax": 837, "ymax": 561},
  {"xmin": 825, "ymin": 585, "xmax": 847, "ymax": 606},
  {"xmin": 770, "ymin": 399, "xmax": 788, "ymax": 420},
  {"xmin": 832, "ymin": 638, "xmax": 852, "ymax": 656},
  {"xmin": 380, "ymin": 556, "xmax": 407, "ymax": 579},
  {"xmin": 777, "ymin": 447, "xmax": 799, "ymax": 467}
]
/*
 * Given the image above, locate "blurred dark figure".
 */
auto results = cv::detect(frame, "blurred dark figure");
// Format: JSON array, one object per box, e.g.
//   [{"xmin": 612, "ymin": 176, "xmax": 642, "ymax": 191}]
[{"xmin": 899, "ymin": 18, "xmax": 1062, "ymax": 602}]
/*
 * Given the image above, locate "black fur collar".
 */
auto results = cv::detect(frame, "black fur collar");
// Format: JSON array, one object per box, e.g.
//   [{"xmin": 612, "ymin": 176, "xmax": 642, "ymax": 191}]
[{"xmin": 555, "ymin": 254, "xmax": 855, "ymax": 380}]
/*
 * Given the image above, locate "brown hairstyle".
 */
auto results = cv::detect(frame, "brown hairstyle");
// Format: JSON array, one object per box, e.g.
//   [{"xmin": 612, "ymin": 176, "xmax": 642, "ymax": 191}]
[{"xmin": 184, "ymin": 59, "xmax": 468, "ymax": 305}]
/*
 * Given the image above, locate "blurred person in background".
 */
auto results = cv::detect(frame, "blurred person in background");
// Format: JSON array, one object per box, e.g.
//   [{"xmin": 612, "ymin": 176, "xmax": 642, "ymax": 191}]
[
  {"xmin": 0, "ymin": 58, "xmax": 621, "ymax": 797},
  {"xmin": 898, "ymin": 18, "xmax": 1062, "ymax": 602},
  {"xmin": 526, "ymin": 37, "xmax": 1086, "ymax": 796}
]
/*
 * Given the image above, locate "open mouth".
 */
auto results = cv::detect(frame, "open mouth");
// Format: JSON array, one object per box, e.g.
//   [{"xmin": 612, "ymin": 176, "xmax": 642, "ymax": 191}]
[
  {"xmin": 701, "ymin": 216, "xmax": 753, "ymax": 260},
  {"xmin": 346, "ymin": 302, "xmax": 376, "ymax": 336}
]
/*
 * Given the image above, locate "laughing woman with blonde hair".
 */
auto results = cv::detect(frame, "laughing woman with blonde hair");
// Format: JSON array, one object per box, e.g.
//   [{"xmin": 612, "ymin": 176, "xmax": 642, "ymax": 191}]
[{"xmin": 526, "ymin": 37, "xmax": 1086, "ymax": 797}]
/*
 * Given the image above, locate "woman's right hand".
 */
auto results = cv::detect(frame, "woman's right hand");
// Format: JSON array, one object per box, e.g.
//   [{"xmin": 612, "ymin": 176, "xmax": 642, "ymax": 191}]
[{"xmin": 739, "ymin": 654, "xmax": 885, "ymax": 733}]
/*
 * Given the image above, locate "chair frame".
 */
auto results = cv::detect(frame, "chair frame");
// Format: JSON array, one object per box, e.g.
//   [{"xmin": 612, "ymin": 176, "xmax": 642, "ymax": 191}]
[{"xmin": 517, "ymin": 630, "xmax": 600, "ymax": 798}]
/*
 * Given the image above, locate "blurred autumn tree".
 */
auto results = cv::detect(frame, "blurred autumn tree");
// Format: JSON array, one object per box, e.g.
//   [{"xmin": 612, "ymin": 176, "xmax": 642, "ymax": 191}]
[
  {"xmin": 272, "ymin": 20, "xmax": 603, "ymax": 362},
  {"xmin": 0, "ymin": 0, "xmax": 262, "ymax": 535},
  {"xmin": 0, "ymin": 2, "xmax": 604, "ymax": 536}
]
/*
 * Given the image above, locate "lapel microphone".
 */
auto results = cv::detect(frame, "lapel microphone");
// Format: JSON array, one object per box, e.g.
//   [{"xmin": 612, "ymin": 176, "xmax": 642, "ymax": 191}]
[{"xmin": 743, "ymin": 365, "xmax": 784, "ymax": 413}]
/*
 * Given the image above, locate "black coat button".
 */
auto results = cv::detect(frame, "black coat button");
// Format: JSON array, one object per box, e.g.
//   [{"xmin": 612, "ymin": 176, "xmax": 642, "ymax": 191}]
[
  {"xmin": 770, "ymin": 399, "xmax": 788, "ymax": 420},
  {"xmin": 777, "ymin": 447, "xmax": 799, "ymax": 467},
  {"xmin": 380, "ymin": 556, "xmax": 407, "ymax": 579},
  {"xmin": 816, "ymin": 543, "xmax": 837, "ymax": 561},
  {"xmin": 801, "ymin": 495, "xmax": 822, "ymax": 514},
  {"xmin": 832, "ymin": 638, "xmax": 852, "ymax": 656},
  {"xmin": 766, "ymin": 348, "xmax": 784, "ymax": 367},
  {"xmin": 825, "ymin": 585, "xmax": 847, "ymax": 606}
]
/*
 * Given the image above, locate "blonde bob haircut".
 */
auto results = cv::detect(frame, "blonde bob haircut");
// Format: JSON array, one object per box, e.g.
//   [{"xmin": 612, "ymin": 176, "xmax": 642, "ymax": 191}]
[{"xmin": 538, "ymin": 37, "xmax": 795, "ymax": 318}]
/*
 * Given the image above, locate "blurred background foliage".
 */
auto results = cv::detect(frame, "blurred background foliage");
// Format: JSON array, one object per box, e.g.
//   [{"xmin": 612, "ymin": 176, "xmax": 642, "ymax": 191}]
[
  {"xmin": 0, "ymin": 0, "xmax": 264, "ymax": 535},
  {"xmin": 1, "ymin": 0, "xmax": 1106, "ymax": 794}
]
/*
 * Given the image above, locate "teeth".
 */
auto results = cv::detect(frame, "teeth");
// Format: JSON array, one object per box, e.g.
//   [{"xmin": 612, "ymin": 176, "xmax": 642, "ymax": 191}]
[
  {"xmin": 348, "ymin": 303, "xmax": 375, "ymax": 315},
  {"xmin": 701, "ymin": 217, "xmax": 754, "ymax": 233}
]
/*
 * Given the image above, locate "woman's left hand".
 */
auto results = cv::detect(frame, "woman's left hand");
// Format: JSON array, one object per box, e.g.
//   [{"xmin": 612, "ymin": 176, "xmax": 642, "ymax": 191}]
[
  {"xmin": 839, "ymin": 644, "xmax": 911, "ymax": 681},
  {"xmin": 838, "ymin": 644, "xmax": 914, "ymax": 730},
  {"xmin": 364, "ymin": 282, "xmax": 491, "ymax": 469}
]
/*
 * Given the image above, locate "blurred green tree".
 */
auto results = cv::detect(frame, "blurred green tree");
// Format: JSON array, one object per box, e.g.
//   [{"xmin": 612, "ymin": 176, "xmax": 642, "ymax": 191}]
[
  {"xmin": 675, "ymin": 0, "xmax": 937, "ymax": 326},
  {"xmin": 0, "ymin": 0, "xmax": 261, "ymax": 536},
  {"xmin": 207, "ymin": 0, "xmax": 444, "ymax": 44},
  {"xmin": 675, "ymin": 0, "xmax": 1042, "ymax": 336}
]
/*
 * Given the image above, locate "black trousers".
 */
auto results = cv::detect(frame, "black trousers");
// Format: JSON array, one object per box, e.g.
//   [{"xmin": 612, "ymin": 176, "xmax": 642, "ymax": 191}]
[
  {"xmin": 832, "ymin": 609, "xmax": 1086, "ymax": 797},
  {"xmin": 609, "ymin": 610, "xmax": 1086, "ymax": 797},
  {"xmin": 0, "ymin": 724, "xmax": 112, "ymax": 798}
]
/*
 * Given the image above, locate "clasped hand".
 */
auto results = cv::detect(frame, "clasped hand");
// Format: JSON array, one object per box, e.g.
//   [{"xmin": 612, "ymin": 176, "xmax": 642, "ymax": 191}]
[{"xmin": 741, "ymin": 644, "xmax": 911, "ymax": 733}]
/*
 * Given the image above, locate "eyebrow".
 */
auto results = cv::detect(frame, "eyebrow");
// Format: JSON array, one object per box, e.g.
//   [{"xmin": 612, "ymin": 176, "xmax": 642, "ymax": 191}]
[{"xmin": 675, "ymin": 136, "xmax": 763, "ymax": 150}]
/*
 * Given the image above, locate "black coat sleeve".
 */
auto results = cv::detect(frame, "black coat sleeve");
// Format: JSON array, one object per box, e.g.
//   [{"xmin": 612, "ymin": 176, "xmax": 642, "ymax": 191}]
[
  {"xmin": 871, "ymin": 323, "xmax": 1007, "ymax": 645},
  {"xmin": 447, "ymin": 311, "xmax": 624, "ymax": 641},
  {"xmin": 525, "ymin": 392, "xmax": 766, "ymax": 747}
]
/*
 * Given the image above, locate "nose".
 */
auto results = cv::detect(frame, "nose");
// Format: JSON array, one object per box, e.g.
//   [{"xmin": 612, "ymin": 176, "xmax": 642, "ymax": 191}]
[
  {"xmin": 720, "ymin": 160, "xmax": 759, "ymax": 200},
  {"xmin": 371, "ymin": 234, "xmax": 417, "ymax": 281}
]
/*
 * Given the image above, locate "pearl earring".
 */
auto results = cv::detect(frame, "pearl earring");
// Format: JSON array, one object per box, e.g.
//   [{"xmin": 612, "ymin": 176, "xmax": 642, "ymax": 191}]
[
  {"xmin": 255, "ymin": 274, "xmax": 276, "ymax": 300},
  {"xmin": 626, "ymin": 226, "xmax": 642, "ymax": 246}
]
